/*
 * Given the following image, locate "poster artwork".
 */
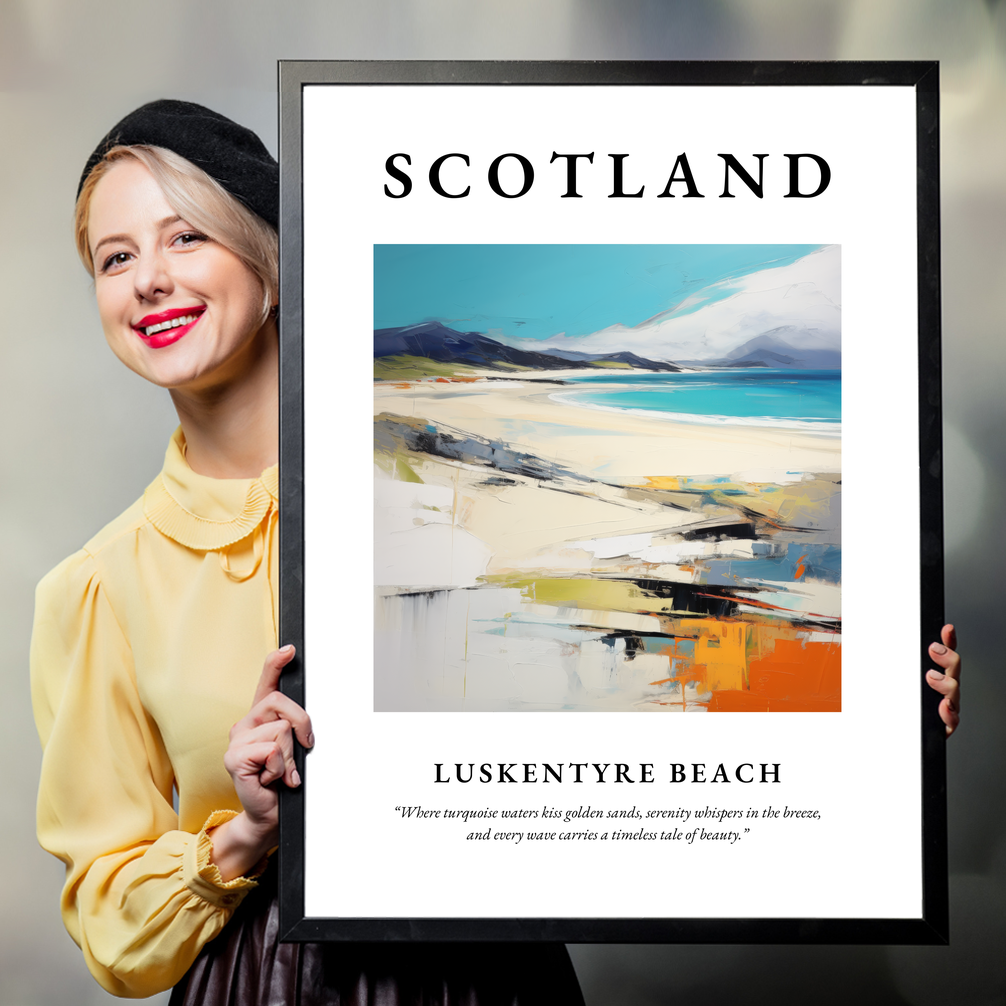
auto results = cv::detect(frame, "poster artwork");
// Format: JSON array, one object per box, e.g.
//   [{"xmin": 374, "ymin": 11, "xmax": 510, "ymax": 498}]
[
  {"xmin": 288, "ymin": 65, "xmax": 942, "ymax": 939},
  {"xmin": 374, "ymin": 243, "xmax": 841, "ymax": 713}
]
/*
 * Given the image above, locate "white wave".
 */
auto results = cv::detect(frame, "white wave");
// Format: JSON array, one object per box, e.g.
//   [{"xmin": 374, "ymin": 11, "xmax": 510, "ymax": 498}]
[{"xmin": 548, "ymin": 389, "xmax": 842, "ymax": 435}]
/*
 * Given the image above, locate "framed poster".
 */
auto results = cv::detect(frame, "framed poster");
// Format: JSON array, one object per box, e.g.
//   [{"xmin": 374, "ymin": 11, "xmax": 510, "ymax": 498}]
[{"xmin": 277, "ymin": 61, "xmax": 946, "ymax": 943}]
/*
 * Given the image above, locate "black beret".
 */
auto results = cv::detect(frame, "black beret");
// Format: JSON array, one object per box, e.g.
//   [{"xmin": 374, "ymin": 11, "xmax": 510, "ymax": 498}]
[{"xmin": 78, "ymin": 99, "xmax": 278, "ymax": 228}]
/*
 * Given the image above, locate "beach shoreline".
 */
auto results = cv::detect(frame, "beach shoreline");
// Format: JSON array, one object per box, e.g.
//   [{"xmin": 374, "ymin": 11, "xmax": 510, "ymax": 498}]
[{"xmin": 374, "ymin": 374, "xmax": 841, "ymax": 480}]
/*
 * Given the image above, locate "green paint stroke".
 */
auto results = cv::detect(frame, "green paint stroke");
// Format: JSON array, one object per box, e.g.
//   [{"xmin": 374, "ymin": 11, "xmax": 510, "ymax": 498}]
[
  {"xmin": 395, "ymin": 456, "xmax": 423, "ymax": 483},
  {"xmin": 517, "ymin": 577, "xmax": 680, "ymax": 616},
  {"xmin": 374, "ymin": 354, "xmax": 478, "ymax": 381}
]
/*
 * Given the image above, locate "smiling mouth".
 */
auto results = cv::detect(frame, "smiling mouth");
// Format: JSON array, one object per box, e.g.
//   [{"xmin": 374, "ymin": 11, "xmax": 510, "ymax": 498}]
[
  {"xmin": 134, "ymin": 307, "xmax": 206, "ymax": 338},
  {"xmin": 142, "ymin": 313, "xmax": 199, "ymax": 337}
]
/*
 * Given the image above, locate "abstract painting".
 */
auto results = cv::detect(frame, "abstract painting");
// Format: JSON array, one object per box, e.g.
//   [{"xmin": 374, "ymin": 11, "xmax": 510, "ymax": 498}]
[{"xmin": 374, "ymin": 244, "xmax": 841, "ymax": 712}]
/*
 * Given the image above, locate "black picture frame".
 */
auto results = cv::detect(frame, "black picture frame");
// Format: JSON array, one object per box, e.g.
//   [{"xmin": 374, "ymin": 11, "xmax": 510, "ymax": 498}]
[{"xmin": 277, "ymin": 60, "xmax": 945, "ymax": 944}]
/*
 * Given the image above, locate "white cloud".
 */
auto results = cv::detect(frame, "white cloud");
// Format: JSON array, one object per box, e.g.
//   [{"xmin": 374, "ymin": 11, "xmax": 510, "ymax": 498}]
[{"xmin": 524, "ymin": 245, "xmax": 840, "ymax": 363}]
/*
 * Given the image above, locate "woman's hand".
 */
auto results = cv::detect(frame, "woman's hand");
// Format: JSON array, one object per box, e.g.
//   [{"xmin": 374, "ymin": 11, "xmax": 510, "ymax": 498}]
[
  {"xmin": 209, "ymin": 645, "xmax": 314, "ymax": 881},
  {"xmin": 926, "ymin": 624, "xmax": 961, "ymax": 738}
]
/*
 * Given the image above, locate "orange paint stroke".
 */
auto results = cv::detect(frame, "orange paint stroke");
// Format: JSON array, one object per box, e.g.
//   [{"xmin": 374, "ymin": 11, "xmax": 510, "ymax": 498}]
[
  {"xmin": 641, "ymin": 616, "xmax": 841, "ymax": 713},
  {"xmin": 708, "ymin": 636, "xmax": 841, "ymax": 712},
  {"xmin": 696, "ymin": 592, "xmax": 784, "ymax": 612}
]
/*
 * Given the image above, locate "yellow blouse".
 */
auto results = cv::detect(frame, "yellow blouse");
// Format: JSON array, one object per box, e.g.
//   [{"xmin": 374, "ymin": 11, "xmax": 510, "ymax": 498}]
[{"xmin": 31, "ymin": 429, "xmax": 279, "ymax": 998}]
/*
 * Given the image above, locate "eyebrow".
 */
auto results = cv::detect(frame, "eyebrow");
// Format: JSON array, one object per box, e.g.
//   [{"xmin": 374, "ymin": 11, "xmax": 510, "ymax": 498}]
[{"xmin": 91, "ymin": 215, "xmax": 185, "ymax": 258}]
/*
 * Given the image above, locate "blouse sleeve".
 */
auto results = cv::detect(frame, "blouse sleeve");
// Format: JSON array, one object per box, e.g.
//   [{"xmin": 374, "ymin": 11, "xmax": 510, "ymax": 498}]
[{"xmin": 31, "ymin": 549, "xmax": 262, "ymax": 998}]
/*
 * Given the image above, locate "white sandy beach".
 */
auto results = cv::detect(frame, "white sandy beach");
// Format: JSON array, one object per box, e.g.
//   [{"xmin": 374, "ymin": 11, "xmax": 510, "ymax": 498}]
[
  {"xmin": 375, "ymin": 375, "xmax": 841, "ymax": 576},
  {"xmin": 374, "ymin": 375, "xmax": 841, "ymax": 482},
  {"xmin": 373, "ymin": 374, "xmax": 842, "ymax": 711}
]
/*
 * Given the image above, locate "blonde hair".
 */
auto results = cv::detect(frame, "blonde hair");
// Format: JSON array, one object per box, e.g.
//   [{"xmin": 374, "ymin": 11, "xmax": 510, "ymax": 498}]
[{"xmin": 75, "ymin": 145, "xmax": 278, "ymax": 322}]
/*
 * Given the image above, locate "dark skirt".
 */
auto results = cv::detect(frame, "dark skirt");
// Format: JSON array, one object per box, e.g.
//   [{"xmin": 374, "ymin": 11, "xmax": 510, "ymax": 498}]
[{"xmin": 169, "ymin": 870, "xmax": 585, "ymax": 1006}]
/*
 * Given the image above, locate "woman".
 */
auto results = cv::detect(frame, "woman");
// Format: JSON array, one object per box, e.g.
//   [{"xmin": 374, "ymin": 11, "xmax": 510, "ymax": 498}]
[{"xmin": 31, "ymin": 100, "xmax": 585, "ymax": 1003}]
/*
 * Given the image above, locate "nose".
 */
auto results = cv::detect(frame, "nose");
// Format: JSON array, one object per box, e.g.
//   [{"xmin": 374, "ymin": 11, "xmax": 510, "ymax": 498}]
[{"xmin": 133, "ymin": 247, "xmax": 173, "ymax": 303}]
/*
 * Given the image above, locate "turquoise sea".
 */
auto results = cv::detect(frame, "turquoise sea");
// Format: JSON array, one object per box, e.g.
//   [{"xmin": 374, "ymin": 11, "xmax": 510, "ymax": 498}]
[{"xmin": 553, "ymin": 369, "xmax": 841, "ymax": 427}]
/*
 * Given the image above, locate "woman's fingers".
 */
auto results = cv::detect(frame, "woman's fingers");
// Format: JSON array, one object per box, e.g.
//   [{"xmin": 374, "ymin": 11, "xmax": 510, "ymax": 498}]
[
  {"xmin": 241, "ymin": 644, "xmax": 314, "ymax": 749},
  {"xmin": 926, "ymin": 669, "xmax": 960, "ymax": 736},
  {"xmin": 927, "ymin": 623, "xmax": 961, "ymax": 737},
  {"xmin": 252, "ymin": 644, "xmax": 297, "ymax": 707},
  {"xmin": 223, "ymin": 645, "xmax": 311, "ymax": 816},
  {"xmin": 254, "ymin": 691, "xmax": 313, "ymax": 749},
  {"xmin": 926, "ymin": 668, "xmax": 959, "ymax": 703},
  {"xmin": 258, "ymin": 742, "xmax": 289, "ymax": 787},
  {"xmin": 232, "ymin": 689, "xmax": 314, "ymax": 750},
  {"xmin": 929, "ymin": 642, "xmax": 961, "ymax": 680},
  {"xmin": 218, "ymin": 647, "xmax": 309, "ymax": 845},
  {"xmin": 941, "ymin": 623, "xmax": 958, "ymax": 653},
  {"xmin": 924, "ymin": 676, "xmax": 961, "ymax": 736},
  {"xmin": 230, "ymin": 719, "xmax": 302, "ymax": 788},
  {"xmin": 224, "ymin": 738, "xmax": 287, "ymax": 788}
]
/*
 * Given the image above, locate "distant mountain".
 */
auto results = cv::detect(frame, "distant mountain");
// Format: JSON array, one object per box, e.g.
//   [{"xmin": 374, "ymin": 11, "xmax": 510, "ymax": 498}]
[
  {"xmin": 374, "ymin": 322, "xmax": 679, "ymax": 373},
  {"xmin": 677, "ymin": 330, "xmax": 841, "ymax": 370},
  {"xmin": 543, "ymin": 348, "xmax": 682, "ymax": 370}
]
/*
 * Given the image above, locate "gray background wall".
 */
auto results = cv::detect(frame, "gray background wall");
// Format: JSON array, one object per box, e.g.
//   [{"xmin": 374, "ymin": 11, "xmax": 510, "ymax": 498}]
[{"xmin": 1, "ymin": 2, "xmax": 1003, "ymax": 1003}]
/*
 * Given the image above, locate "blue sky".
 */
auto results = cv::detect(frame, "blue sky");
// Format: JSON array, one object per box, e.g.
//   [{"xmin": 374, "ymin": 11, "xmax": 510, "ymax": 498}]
[{"xmin": 374, "ymin": 244, "xmax": 824, "ymax": 343}]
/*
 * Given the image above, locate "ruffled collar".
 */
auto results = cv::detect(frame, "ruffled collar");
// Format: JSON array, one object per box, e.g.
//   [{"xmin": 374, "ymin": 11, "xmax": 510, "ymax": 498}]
[{"xmin": 143, "ymin": 428, "xmax": 278, "ymax": 551}]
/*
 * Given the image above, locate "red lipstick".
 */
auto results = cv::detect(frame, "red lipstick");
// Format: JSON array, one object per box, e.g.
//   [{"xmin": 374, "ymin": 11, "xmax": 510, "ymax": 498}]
[{"xmin": 133, "ymin": 306, "xmax": 206, "ymax": 349}]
